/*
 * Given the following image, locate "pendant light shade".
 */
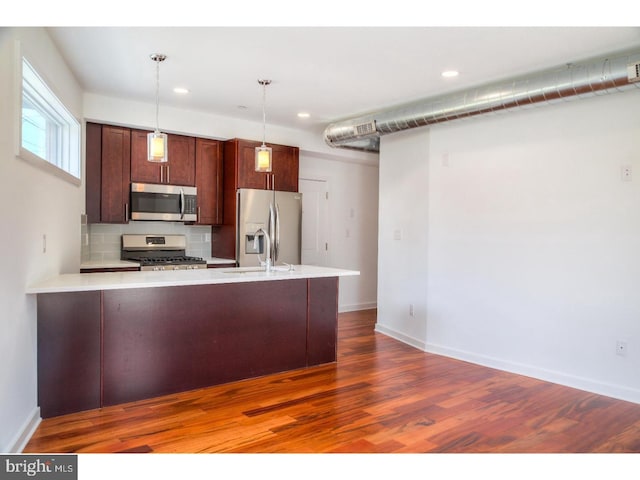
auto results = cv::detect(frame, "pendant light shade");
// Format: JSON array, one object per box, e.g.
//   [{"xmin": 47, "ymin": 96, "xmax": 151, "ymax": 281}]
[
  {"xmin": 255, "ymin": 79, "xmax": 272, "ymax": 173},
  {"xmin": 255, "ymin": 145, "xmax": 272, "ymax": 171},
  {"xmin": 148, "ymin": 131, "xmax": 168, "ymax": 161},
  {"xmin": 148, "ymin": 53, "xmax": 168, "ymax": 163}
]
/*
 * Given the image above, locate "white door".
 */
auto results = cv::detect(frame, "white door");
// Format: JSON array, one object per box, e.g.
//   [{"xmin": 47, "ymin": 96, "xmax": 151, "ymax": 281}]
[{"xmin": 299, "ymin": 178, "xmax": 329, "ymax": 266}]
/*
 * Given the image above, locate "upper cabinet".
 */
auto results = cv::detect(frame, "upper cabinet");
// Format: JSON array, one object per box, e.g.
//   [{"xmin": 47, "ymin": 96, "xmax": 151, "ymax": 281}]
[
  {"xmin": 195, "ymin": 138, "xmax": 223, "ymax": 225},
  {"xmin": 85, "ymin": 122, "xmax": 131, "ymax": 224},
  {"xmin": 130, "ymin": 129, "xmax": 196, "ymax": 186},
  {"xmin": 86, "ymin": 122, "xmax": 223, "ymax": 226},
  {"xmin": 226, "ymin": 138, "xmax": 299, "ymax": 192}
]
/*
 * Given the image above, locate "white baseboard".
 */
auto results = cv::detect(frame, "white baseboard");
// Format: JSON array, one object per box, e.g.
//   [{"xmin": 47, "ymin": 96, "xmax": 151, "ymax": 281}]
[
  {"xmin": 374, "ymin": 324, "xmax": 640, "ymax": 405},
  {"xmin": 424, "ymin": 343, "xmax": 640, "ymax": 405},
  {"xmin": 5, "ymin": 407, "xmax": 41, "ymax": 453},
  {"xmin": 374, "ymin": 323, "xmax": 426, "ymax": 350},
  {"xmin": 339, "ymin": 302, "xmax": 377, "ymax": 313}
]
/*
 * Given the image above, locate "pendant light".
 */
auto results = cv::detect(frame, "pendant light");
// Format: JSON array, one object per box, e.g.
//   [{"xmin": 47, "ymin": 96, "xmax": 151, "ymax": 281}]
[
  {"xmin": 147, "ymin": 53, "xmax": 168, "ymax": 163},
  {"xmin": 255, "ymin": 79, "xmax": 272, "ymax": 172}
]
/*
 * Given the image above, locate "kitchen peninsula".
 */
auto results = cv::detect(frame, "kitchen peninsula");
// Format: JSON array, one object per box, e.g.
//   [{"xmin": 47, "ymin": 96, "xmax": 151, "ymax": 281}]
[{"xmin": 27, "ymin": 266, "xmax": 358, "ymax": 418}]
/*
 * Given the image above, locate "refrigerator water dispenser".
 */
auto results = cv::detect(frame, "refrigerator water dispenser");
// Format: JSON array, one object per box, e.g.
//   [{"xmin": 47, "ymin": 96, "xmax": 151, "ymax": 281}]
[
  {"xmin": 245, "ymin": 233, "xmax": 264, "ymax": 254},
  {"xmin": 244, "ymin": 223, "xmax": 265, "ymax": 254}
]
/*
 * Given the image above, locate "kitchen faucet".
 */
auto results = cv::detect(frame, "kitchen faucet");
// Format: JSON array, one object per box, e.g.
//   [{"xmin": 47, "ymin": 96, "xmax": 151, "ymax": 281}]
[{"xmin": 253, "ymin": 228, "xmax": 272, "ymax": 272}]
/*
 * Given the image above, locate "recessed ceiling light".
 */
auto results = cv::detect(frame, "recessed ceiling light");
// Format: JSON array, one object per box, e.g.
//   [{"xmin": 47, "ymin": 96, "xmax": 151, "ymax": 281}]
[
  {"xmin": 173, "ymin": 87, "xmax": 190, "ymax": 94},
  {"xmin": 441, "ymin": 70, "xmax": 459, "ymax": 78},
  {"xmin": 297, "ymin": 112, "xmax": 310, "ymax": 118}
]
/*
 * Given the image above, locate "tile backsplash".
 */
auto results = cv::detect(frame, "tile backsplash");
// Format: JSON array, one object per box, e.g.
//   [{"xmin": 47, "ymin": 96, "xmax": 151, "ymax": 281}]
[
  {"xmin": 81, "ymin": 214, "xmax": 90, "ymax": 263},
  {"xmin": 83, "ymin": 221, "xmax": 212, "ymax": 262}
]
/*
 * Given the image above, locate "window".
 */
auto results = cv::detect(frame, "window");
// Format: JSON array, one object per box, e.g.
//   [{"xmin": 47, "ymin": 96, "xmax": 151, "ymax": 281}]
[{"xmin": 20, "ymin": 57, "xmax": 80, "ymax": 181}]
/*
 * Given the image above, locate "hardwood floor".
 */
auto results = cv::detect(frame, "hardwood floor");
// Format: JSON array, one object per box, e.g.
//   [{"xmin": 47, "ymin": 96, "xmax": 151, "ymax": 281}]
[{"xmin": 24, "ymin": 309, "xmax": 640, "ymax": 453}]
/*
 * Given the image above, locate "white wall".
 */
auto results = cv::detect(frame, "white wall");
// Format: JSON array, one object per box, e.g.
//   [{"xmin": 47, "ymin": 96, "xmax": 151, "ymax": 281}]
[
  {"xmin": 376, "ymin": 129, "xmax": 430, "ymax": 343},
  {"xmin": 377, "ymin": 90, "xmax": 640, "ymax": 403},
  {"xmin": 0, "ymin": 27, "xmax": 84, "ymax": 452},
  {"xmin": 300, "ymin": 152, "xmax": 379, "ymax": 312}
]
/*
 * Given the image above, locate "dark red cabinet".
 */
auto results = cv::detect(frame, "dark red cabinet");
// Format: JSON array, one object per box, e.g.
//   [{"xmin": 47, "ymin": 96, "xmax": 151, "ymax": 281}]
[
  {"xmin": 195, "ymin": 138, "xmax": 223, "ymax": 225},
  {"xmin": 85, "ymin": 123, "xmax": 131, "ymax": 224},
  {"xmin": 102, "ymin": 281, "xmax": 308, "ymax": 405},
  {"xmin": 130, "ymin": 129, "xmax": 196, "ymax": 186},
  {"xmin": 36, "ymin": 278, "xmax": 339, "ymax": 417},
  {"xmin": 86, "ymin": 122, "xmax": 224, "ymax": 225},
  {"xmin": 37, "ymin": 291, "xmax": 102, "ymax": 418},
  {"xmin": 226, "ymin": 138, "xmax": 299, "ymax": 192}
]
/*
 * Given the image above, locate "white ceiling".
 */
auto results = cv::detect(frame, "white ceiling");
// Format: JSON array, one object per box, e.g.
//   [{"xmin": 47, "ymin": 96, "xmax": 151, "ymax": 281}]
[{"xmin": 47, "ymin": 26, "xmax": 640, "ymax": 137}]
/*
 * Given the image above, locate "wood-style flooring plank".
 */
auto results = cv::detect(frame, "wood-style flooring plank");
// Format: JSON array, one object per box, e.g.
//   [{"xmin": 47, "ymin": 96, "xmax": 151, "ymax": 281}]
[{"xmin": 24, "ymin": 309, "xmax": 640, "ymax": 453}]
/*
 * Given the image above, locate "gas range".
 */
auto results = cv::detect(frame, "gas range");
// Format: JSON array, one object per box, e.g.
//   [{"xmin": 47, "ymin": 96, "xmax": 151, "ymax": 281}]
[{"xmin": 121, "ymin": 234, "xmax": 207, "ymax": 271}]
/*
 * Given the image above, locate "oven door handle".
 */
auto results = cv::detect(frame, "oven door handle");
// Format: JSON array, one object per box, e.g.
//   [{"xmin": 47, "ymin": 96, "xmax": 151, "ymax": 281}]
[{"xmin": 180, "ymin": 188, "xmax": 185, "ymax": 219}]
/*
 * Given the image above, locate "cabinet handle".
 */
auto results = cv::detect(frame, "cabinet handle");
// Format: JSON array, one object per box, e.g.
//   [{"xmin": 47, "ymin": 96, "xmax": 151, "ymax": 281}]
[
  {"xmin": 160, "ymin": 165, "xmax": 164, "ymax": 183},
  {"xmin": 197, "ymin": 207, "xmax": 201, "ymax": 223},
  {"xmin": 125, "ymin": 203, "xmax": 129, "ymax": 221},
  {"xmin": 271, "ymin": 174, "xmax": 275, "ymax": 191},
  {"xmin": 166, "ymin": 165, "xmax": 170, "ymax": 184}
]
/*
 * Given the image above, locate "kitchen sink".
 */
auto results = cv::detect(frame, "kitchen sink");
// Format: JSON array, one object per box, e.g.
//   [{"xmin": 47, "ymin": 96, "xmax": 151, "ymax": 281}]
[
  {"xmin": 222, "ymin": 268, "xmax": 267, "ymax": 274},
  {"xmin": 222, "ymin": 267, "xmax": 293, "ymax": 274}
]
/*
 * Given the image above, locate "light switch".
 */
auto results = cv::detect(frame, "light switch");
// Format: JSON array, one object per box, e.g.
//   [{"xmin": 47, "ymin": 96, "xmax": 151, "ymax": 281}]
[{"xmin": 393, "ymin": 229, "xmax": 402, "ymax": 241}]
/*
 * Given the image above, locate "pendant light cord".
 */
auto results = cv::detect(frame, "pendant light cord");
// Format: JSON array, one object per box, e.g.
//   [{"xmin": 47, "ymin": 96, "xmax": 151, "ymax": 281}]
[
  {"xmin": 155, "ymin": 58, "xmax": 160, "ymax": 133},
  {"xmin": 261, "ymin": 81, "xmax": 267, "ymax": 147},
  {"xmin": 258, "ymin": 79, "xmax": 271, "ymax": 148},
  {"xmin": 150, "ymin": 53, "xmax": 166, "ymax": 134}
]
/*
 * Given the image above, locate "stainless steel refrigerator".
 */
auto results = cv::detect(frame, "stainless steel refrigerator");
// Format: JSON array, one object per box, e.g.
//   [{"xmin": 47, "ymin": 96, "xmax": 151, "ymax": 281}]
[{"xmin": 236, "ymin": 188, "xmax": 302, "ymax": 268}]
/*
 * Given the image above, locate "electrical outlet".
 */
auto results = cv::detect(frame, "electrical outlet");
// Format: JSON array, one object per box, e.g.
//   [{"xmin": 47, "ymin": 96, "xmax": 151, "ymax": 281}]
[
  {"xmin": 409, "ymin": 304, "xmax": 414, "ymax": 317},
  {"xmin": 616, "ymin": 340, "xmax": 628, "ymax": 357},
  {"xmin": 42, "ymin": 234, "xmax": 47, "ymax": 254},
  {"xmin": 621, "ymin": 165, "xmax": 632, "ymax": 182}
]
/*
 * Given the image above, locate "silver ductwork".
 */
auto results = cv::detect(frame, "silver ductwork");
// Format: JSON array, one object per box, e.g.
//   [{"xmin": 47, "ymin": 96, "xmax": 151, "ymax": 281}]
[{"xmin": 324, "ymin": 49, "xmax": 640, "ymax": 153}]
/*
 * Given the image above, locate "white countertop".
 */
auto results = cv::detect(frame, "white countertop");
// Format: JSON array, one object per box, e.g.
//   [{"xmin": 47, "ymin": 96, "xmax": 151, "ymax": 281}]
[{"xmin": 26, "ymin": 265, "xmax": 360, "ymax": 294}]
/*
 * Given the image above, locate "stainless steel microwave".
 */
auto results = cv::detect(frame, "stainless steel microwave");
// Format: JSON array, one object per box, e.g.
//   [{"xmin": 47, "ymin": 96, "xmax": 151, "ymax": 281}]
[{"xmin": 130, "ymin": 183, "xmax": 197, "ymax": 222}]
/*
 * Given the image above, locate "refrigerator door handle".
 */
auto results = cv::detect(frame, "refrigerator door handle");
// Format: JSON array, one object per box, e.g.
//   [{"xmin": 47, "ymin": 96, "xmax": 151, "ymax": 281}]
[
  {"xmin": 274, "ymin": 202, "xmax": 280, "ymax": 262},
  {"xmin": 268, "ymin": 202, "xmax": 276, "ymax": 262}
]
